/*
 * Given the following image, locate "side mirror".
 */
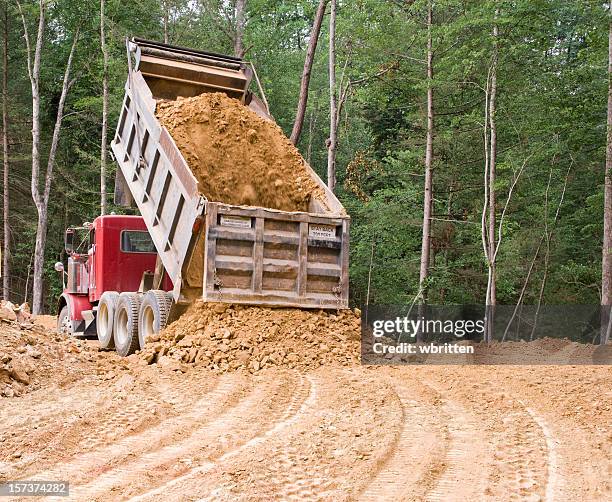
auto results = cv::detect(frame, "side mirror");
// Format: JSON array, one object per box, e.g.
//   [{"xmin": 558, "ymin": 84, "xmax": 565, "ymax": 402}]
[
  {"xmin": 65, "ymin": 229, "xmax": 74, "ymax": 254},
  {"xmin": 54, "ymin": 261, "xmax": 66, "ymax": 289}
]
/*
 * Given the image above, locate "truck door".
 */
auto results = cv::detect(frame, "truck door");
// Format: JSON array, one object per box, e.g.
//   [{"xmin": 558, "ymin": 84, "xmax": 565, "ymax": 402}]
[{"xmin": 88, "ymin": 228, "xmax": 96, "ymax": 300}]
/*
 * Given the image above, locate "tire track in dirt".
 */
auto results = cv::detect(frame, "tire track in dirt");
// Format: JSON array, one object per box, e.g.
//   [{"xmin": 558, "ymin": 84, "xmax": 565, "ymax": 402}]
[
  {"xmin": 419, "ymin": 369, "xmax": 553, "ymax": 501},
  {"xmin": 126, "ymin": 371, "xmax": 315, "ymax": 502},
  {"xmin": 499, "ymin": 366, "xmax": 610, "ymax": 501},
  {"xmin": 169, "ymin": 368, "xmax": 406, "ymax": 502},
  {"xmin": 0, "ymin": 383, "xmax": 123, "ymax": 479},
  {"xmin": 416, "ymin": 378, "xmax": 490, "ymax": 502},
  {"xmin": 488, "ymin": 405, "xmax": 550, "ymax": 501},
  {"xmin": 76, "ymin": 372, "xmax": 219, "ymax": 452},
  {"xmin": 518, "ymin": 399, "xmax": 561, "ymax": 502},
  {"xmin": 358, "ymin": 376, "xmax": 446, "ymax": 501},
  {"xmin": 2, "ymin": 371, "xmax": 210, "ymax": 479},
  {"xmin": 70, "ymin": 370, "xmax": 305, "ymax": 501},
  {"xmin": 17, "ymin": 374, "xmax": 248, "ymax": 490},
  {"xmin": 185, "ymin": 372, "xmax": 342, "ymax": 502}
]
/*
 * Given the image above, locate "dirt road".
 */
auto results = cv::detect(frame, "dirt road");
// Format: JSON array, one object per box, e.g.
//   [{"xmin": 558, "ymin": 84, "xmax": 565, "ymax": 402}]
[{"xmin": 0, "ymin": 323, "xmax": 610, "ymax": 501}]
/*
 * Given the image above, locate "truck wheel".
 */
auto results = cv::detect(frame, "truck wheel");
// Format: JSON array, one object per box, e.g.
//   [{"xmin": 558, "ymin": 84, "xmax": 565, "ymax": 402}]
[
  {"xmin": 97, "ymin": 291, "xmax": 119, "ymax": 349},
  {"xmin": 114, "ymin": 293, "xmax": 142, "ymax": 357},
  {"xmin": 138, "ymin": 290, "xmax": 174, "ymax": 348},
  {"xmin": 57, "ymin": 305, "xmax": 72, "ymax": 335}
]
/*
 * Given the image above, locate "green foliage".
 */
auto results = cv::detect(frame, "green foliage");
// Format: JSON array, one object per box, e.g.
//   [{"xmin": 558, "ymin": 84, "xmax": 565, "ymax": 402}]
[{"xmin": 0, "ymin": 0, "xmax": 608, "ymax": 311}]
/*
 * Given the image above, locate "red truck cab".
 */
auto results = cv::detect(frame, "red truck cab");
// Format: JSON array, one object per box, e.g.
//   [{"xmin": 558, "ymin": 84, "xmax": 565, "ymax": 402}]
[{"xmin": 57, "ymin": 215, "xmax": 171, "ymax": 338}]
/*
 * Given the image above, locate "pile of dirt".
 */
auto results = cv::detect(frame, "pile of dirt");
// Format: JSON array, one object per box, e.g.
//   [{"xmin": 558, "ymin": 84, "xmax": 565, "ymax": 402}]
[
  {"xmin": 472, "ymin": 338, "xmax": 612, "ymax": 364},
  {"xmin": 0, "ymin": 300, "xmax": 33, "ymax": 324},
  {"xmin": 0, "ymin": 318, "xmax": 106, "ymax": 398},
  {"xmin": 139, "ymin": 301, "xmax": 361, "ymax": 373},
  {"xmin": 156, "ymin": 92, "xmax": 326, "ymax": 212}
]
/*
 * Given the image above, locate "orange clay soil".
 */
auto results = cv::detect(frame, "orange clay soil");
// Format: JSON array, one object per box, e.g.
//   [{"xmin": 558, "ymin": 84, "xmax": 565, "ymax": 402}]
[
  {"xmin": 138, "ymin": 300, "xmax": 361, "ymax": 373},
  {"xmin": 156, "ymin": 92, "xmax": 326, "ymax": 212}
]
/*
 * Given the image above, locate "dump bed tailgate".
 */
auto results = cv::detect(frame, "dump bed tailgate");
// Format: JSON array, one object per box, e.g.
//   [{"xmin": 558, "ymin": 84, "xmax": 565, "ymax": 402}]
[{"xmin": 200, "ymin": 204, "xmax": 349, "ymax": 308}]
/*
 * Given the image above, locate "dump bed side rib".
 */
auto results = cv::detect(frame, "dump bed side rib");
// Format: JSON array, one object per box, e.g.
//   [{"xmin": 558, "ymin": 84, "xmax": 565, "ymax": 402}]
[{"xmin": 111, "ymin": 71, "xmax": 205, "ymax": 302}]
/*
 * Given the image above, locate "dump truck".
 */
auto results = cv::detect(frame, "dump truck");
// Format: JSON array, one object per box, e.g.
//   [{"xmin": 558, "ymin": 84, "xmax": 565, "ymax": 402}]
[{"xmin": 56, "ymin": 38, "xmax": 349, "ymax": 356}]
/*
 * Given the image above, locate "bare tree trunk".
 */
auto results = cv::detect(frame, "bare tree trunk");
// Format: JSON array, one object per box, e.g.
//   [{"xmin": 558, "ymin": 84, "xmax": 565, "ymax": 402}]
[
  {"xmin": 163, "ymin": 1, "xmax": 169, "ymax": 43},
  {"xmin": 603, "ymin": 1, "xmax": 612, "ymax": 344},
  {"xmin": 290, "ymin": 0, "xmax": 328, "ymax": 145},
  {"xmin": 502, "ymin": 237, "xmax": 543, "ymax": 341},
  {"xmin": 2, "ymin": 2, "xmax": 9, "ymax": 300},
  {"xmin": 488, "ymin": 15, "xmax": 498, "ymax": 309},
  {"xmin": 484, "ymin": 12, "xmax": 499, "ymax": 342},
  {"xmin": 100, "ymin": 0, "xmax": 108, "ymax": 215},
  {"xmin": 530, "ymin": 165, "xmax": 554, "ymax": 340},
  {"xmin": 19, "ymin": 0, "xmax": 79, "ymax": 313},
  {"xmin": 418, "ymin": 0, "xmax": 434, "ymax": 302},
  {"xmin": 23, "ymin": 247, "xmax": 33, "ymax": 304},
  {"xmin": 234, "ymin": 0, "xmax": 247, "ymax": 58},
  {"xmin": 307, "ymin": 100, "xmax": 318, "ymax": 164},
  {"xmin": 326, "ymin": 0, "xmax": 337, "ymax": 193},
  {"xmin": 18, "ymin": 0, "xmax": 44, "ymax": 312}
]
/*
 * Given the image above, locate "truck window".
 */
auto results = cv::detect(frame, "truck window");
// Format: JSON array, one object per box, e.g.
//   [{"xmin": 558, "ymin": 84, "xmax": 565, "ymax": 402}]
[{"xmin": 120, "ymin": 231, "xmax": 156, "ymax": 253}]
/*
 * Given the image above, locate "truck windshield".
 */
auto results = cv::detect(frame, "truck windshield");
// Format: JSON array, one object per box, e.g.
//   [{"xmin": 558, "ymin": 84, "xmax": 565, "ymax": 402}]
[{"xmin": 121, "ymin": 231, "xmax": 156, "ymax": 253}]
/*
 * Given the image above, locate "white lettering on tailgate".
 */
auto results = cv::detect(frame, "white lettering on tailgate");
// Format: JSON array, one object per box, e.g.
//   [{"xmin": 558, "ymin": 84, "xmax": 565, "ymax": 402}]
[
  {"xmin": 220, "ymin": 215, "xmax": 252, "ymax": 229},
  {"xmin": 309, "ymin": 224, "xmax": 336, "ymax": 240}
]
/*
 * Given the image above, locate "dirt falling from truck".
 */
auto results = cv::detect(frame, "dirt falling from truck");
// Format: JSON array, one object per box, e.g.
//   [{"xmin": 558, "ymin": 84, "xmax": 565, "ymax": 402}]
[
  {"xmin": 156, "ymin": 92, "xmax": 326, "ymax": 212},
  {"xmin": 139, "ymin": 301, "xmax": 361, "ymax": 373}
]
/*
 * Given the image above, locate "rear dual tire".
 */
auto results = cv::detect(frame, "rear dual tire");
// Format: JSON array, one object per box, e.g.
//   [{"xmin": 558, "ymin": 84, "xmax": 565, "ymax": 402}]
[
  {"xmin": 97, "ymin": 291, "xmax": 119, "ymax": 349},
  {"xmin": 138, "ymin": 290, "xmax": 174, "ymax": 348},
  {"xmin": 95, "ymin": 290, "xmax": 174, "ymax": 357},
  {"xmin": 114, "ymin": 293, "xmax": 142, "ymax": 357}
]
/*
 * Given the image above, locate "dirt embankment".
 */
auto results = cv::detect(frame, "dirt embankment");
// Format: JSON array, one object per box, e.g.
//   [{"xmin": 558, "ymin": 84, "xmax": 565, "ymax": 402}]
[
  {"xmin": 156, "ymin": 92, "xmax": 326, "ymax": 212},
  {"xmin": 139, "ymin": 301, "xmax": 361, "ymax": 373},
  {"xmin": 0, "ymin": 318, "xmax": 102, "ymax": 398}
]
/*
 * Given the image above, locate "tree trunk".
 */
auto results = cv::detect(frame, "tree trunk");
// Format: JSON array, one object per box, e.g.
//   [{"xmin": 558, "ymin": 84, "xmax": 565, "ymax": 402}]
[
  {"xmin": 18, "ymin": 0, "xmax": 45, "ymax": 312},
  {"xmin": 19, "ymin": 0, "xmax": 79, "ymax": 313},
  {"xmin": 327, "ymin": 0, "xmax": 337, "ymax": 193},
  {"xmin": 307, "ymin": 100, "xmax": 318, "ymax": 163},
  {"xmin": 31, "ymin": 209, "xmax": 47, "ymax": 313},
  {"xmin": 488, "ymin": 16, "xmax": 498, "ymax": 309},
  {"xmin": 2, "ymin": 2, "xmax": 9, "ymax": 300},
  {"xmin": 603, "ymin": 1, "xmax": 612, "ymax": 343},
  {"xmin": 100, "ymin": 0, "xmax": 109, "ymax": 215},
  {"xmin": 290, "ymin": 0, "xmax": 328, "ymax": 145},
  {"xmin": 418, "ymin": 0, "xmax": 434, "ymax": 301},
  {"xmin": 484, "ymin": 11, "xmax": 499, "ymax": 342},
  {"xmin": 234, "ymin": 0, "xmax": 247, "ymax": 58},
  {"xmin": 163, "ymin": 1, "xmax": 169, "ymax": 43}
]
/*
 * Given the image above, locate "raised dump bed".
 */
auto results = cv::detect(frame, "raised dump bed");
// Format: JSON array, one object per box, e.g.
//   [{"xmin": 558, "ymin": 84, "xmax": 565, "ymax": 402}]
[{"xmin": 111, "ymin": 38, "xmax": 349, "ymax": 310}]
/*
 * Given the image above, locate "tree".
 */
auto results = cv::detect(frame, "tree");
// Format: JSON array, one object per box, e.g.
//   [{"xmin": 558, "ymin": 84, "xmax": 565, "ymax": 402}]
[
  {"xmin": 162, "ymin": 0, "xmax": 169, "ymax": 43},
  {"xmin": 17, "ymin": 0, "xmax": 79, "ymax": 314},
  {"xmin": 482, "ymin": 8, "xmax": 499, "ymax": 341},
  {"xmin": 327, "ymin": 0, "xmax": 337, "ymax": 192},
  {"xmin": 200, "ymin": 0, "xmax": 248, "ymax": 57},
  {"xmin": 488, "ymin": 11, "xmax": 498, "ymax": 309},
  {"xmin": 100, "ymin": 0, "xmax": 109, "ymax": 215},
  {"xmin": 2, "ymin": 0, "xmax": 9, "ymax": 301},
  {"xmin": 290, "ymin": 0, "xmax": 329, "ymax": 145},
  {"xmin": 604, "ymin": 0, "xmax": 612, "ymax": 344},
  {"xmin": 418, "ymin": 0, "xmax": 434, "ymax": 302},
  {"xmin": 234, "ymin": 0, "xmax": 246, "ymax": 57}
]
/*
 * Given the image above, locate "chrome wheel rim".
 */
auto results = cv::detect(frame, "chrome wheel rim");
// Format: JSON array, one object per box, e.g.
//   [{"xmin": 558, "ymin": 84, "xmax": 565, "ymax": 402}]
[
  {"xmin": 116, "ymin": 309, "xmax": 129, "ymax": 347},
  {"xmin": 142, "ymin": 306, "xmax": 155, "ymax": 344}
]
